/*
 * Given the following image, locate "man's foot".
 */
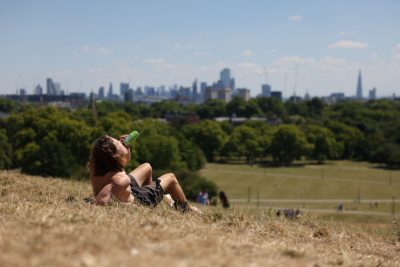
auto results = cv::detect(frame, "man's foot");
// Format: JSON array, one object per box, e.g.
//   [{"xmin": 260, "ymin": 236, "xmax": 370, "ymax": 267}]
[{"xmin": 188, "ymin": 205, "xmax": 203, "ymax": 214}]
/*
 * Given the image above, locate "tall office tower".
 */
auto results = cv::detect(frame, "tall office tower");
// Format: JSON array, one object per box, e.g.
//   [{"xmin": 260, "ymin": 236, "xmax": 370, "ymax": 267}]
[
  {"xmin": 120, "ymin": 82, "xmax": 129, "ymax": 96},
  {"xmin": 220, "ymin": 68, "xmax": 231, "ymax": 88},
  {"xmin": 98, "ymin": 86, "xmax": 105, "ymax": 98},
  {"xmin": 54, "ymin": 83, "xmax": 61, "ymax": 95},
  {"xmin": 124, "ymin": 89, "xmax": 134, "ymax": 102},
  {"xmin": 46, "ymin": 78, "xmax": 56, "ymax": 95},
  {"xmin": 192, "ymin": 79, "xmax": 198, "ymax": 101},
  {"xmin": 261, "ymin": 84, "xmax": 271, "ymax": 97},
  {"xmin": 369, "ymin": 87, "xmax": 377, "ymax": 100},
  {"xmin": 356, "ymin": 69, "xmax": 363, "ymax": 99},
  {"xmin": 220, "ymin": 68, "xmax": 235, "ymax": 89},
  {"xmin": 108, "ymin": 82, "xmax": 113, "ymax": 98},
  {"xmin": 34, "ymin": 84, "xmax": 43, "ymax": 95}
]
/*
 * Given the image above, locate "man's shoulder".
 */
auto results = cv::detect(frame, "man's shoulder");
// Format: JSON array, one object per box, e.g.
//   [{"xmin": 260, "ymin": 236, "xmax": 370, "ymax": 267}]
[{"xmin": 111, "ymin": 171, "xmax": 130, "ymax": 186}]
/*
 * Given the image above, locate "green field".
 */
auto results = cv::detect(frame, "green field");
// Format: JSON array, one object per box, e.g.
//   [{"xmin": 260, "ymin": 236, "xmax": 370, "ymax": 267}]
[{"xmin": 199, "ymin": 161, "xmax": 400, "ymax": 215}]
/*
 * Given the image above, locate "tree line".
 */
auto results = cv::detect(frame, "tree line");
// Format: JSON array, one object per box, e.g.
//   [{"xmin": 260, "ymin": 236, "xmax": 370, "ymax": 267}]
[{"xmin": 1, "ymin": 96, "xmax": 400, "ymax": 181}]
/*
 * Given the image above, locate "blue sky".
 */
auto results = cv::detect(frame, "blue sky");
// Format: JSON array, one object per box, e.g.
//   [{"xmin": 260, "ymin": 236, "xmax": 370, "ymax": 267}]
[{"xmin": 0, "ymin": 0, "xmax": 399, "ymax": 97}]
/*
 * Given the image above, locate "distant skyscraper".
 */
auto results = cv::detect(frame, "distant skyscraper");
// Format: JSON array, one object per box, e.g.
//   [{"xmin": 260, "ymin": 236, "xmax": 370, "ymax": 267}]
[
  {"xmin": 261, "ymin": 84, "xmax": 271, "ymax": 97},
  {"xmin": 98, "ymin": 86, "xmax": 105, "ymax": 98},
  {"xmin": 34, "ymin": 84, "xmax": 43, "ymax": 95},
  {"xmin": 270, "ymin": 91, "xmax": 282, "ymax": 101},
  {"xmin": 369, "ymin": 87, "xmax": 377, "ymax": 100},
  {"xmin": 192, "ymin": 79, "xmax": 198, "ymax": 101},
  {"xmin": 356, "ymin": 70, "xmax": 363, "ymax": 99},
  {"xmin": 220, "ymin": 68, "xmax": 231, "ymax": 88},
  {"xmin": 46, "ymin": 78, "xmax": 55, "ymax": 95},
  {"xmin": 219, "ymin": 68, "xmax": 235, "ymax": 90},
  {"xmin": 108, "ymin": 82, "xmax": 113, "ymax": 98},
  {"xmin": 54, "ymin": 82, "xmax": 61, "ymax": 95},
  {"xmin": 120, "ymin": 82, "xmax": 129, "ymax": 96},
  {"xmin": 304, "ymin": 91, "xmax": 311, "ymax": 101}
]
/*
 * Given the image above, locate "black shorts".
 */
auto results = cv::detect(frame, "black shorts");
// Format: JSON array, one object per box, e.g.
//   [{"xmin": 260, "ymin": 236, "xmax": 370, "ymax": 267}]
[{"xmin": 129, "ymin": 174, "xmax": 164, "ymax": 208}]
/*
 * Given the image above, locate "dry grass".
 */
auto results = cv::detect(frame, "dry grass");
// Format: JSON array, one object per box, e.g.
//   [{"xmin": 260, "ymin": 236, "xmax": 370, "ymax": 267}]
[{"xmin": 1, "ymin": 170, "xmax": 399, "ymax": 267}]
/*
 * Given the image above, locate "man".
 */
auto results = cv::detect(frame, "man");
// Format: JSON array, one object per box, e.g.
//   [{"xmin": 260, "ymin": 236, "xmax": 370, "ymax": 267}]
[{"xmin": 87, "ymin": 134, "xmax": 200, "ymax": 213}]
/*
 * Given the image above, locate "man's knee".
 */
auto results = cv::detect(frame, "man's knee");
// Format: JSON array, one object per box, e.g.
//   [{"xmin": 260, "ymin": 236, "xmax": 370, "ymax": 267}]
[
  {"xmin": 166, "ymin": 173, "xmax": 179, "ymax": 185},
  {"xmin": 142, "ymin": 162, "xmax": 152, "ymax": 173}
]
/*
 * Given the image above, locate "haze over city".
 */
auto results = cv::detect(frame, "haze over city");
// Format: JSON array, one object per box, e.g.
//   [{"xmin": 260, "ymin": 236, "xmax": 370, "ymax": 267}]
[{"xmin": 0, "ymin": 0, "xmax": 399, "ymax": 97}]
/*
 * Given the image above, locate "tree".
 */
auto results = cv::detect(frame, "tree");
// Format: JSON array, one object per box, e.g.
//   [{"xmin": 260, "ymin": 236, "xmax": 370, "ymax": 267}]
[
  {"xmin": 254, "ymin": 96, "xmax": 286, "ymax": 117},
  {"xmin": 305, "ymin": 125, "xmax": 340, "ymax": 164},
  {"xmin": 0, "ymin": 130, "xmax": 12, "ymax": 169},
  {"xmin": 223, "ymin": 125, "xmax": 260, "ymax": 163},
  {"xmin": 196, "ymin": 99, "xmax": 227, "ymax": 119},
  {"xmin": 226, "ymin": 97, "xmax": 246, "ymax": 117},
  {"xmin": 137, "ymin": 135, "xmax": 183, "ymax": 170},
  {"xmin": 150, "ymin": 100, "xmax": 181, "ymax": 118},
  {"xmin": 182, "ymin": 120, "xmax": 228, "ymax": 162},
  {"xmin": 325, "ymin": 121, "xmax": 364, "ymax": 159},
  {"xmin": 269, "ymin": 125, "xmax": 310, "ymax": 165}
]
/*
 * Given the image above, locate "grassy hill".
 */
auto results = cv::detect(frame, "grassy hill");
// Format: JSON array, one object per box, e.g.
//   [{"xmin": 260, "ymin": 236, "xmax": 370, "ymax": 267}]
[
  {"xmin": 1, "ymin": 170, "xmax": 399, "ymax": 266},
  {"xmin": 200, "ymin": 161, "xmax": 400, "ymax": 215}
]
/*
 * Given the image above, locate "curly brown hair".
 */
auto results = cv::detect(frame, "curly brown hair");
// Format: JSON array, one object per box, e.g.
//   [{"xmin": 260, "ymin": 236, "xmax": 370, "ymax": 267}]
[{"xmin": 87, "ymin": 135, "xmax": 123, "ymax": 177}]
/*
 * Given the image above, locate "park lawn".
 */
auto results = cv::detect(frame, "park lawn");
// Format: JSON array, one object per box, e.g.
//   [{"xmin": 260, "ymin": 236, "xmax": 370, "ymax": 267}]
[{"xmin": 199, "ymin": 161, "xmax": 400, "ymax": 214}]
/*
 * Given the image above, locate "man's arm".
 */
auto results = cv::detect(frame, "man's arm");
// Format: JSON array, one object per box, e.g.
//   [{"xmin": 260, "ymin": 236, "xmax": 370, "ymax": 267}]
[
  {"xmin": 111, "ymin": 172, "xmax": 135, "ymax": 203},
  {"xmin": 119, "ymin": 134, "xmax": 131, "ymax": 164},
  {"xmin": 95, "ymin": 183, "xmax": 112, "ymax": 205}
]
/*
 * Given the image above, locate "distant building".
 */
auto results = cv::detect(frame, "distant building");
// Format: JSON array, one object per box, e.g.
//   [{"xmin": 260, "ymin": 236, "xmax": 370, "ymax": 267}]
[
  {"xmin": 46, "ymin": 78, "xmax": 56, "ymax": 95},
  {"xmin": 98, "ymin": 86, "xmax": 105, "ymax": 99},
  {"xmin": 324, "ymin": 93, "xmax": 346, "ymax": 104},
  {"xmin": 219, "ymin": 68, "xmax": 235, "ymax": 91},
  {"xmin": 124, "ymin": 89, "xmax": 134, "ymax": 102},
  {"xmin": 261, "ymin": 84, "xmax": 271, "ymax": 97},
  {"xmin": 237, "ymin": 88, "xmax": 250, "ymax": 101},
  {"xmin": 145, "ymin": 86, "xmax": 156, "ymax": 96},
  {"xmin": 19, "ymin": 88, "xmax": 26, "ymax": 95},
  {"xmin": 369, "ymin": 87, "xmax": 377, "ymax": 100},
  {"xmin": 199, "ymin": 82, "xmax": 207, "ymax": 101},
  {"xmin": 270, "ymin": 91, "xmax": 282, "ymax": 101},
  {"xmin": 356, "ymin": 69, "xmax": 363, "ymax": 99},
  {"xmin": 178, "ymin": 86, "xmax": 191, "ymax": 100},
  {"xmin": 34, "ymin": 84, "xmax": 43, "ymax": 95},
  {"xmin": 54, "ymin": 83, "xmax": 61, "ymax": 95},
  {"xmin": 120, "ymin": 83, "xmax": 129, "ymax": 96},
  {"xmin": 304, "ymin": 91, "xmax": 311, "ymax": 101},
  {"xmin": 107, "ymin": 82, "xmax": 113, "ymax": 98},
  {"xmin": 192, "ymin": 79, "xmax": 198, "ymax": 101},
  {"xmin": 204, "ymin": 87, "xmax": 217, "ymax": 101},
  {"xmin": 217, "ymin": 88, "xmax": 232, "ymax": 102}
]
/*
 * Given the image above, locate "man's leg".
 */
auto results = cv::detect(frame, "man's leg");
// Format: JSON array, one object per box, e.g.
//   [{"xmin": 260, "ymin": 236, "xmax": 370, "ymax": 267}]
[
  {"xmin": 158, "ymin": 173, "xmax": 186, "ymax": 203},
  {"xmin": 129, "ymin": 163, "xmax": 152, "ymax": 187},
  {"xmin": 158, "ymin": 173, "xmax": 201, "ymax": 213}
]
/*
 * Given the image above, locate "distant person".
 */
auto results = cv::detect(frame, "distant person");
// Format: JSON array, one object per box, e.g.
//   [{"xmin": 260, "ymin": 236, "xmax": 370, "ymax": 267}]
[
  {"xmin": 88, "ymin": 134, "xmax": 200, "ymax": 213},
  {"xmin": 197, "ymin": 188, "xmax": 210, "ymax": 206},
  {"xmin": 219, "ymin": 191, "xmax": 230, "ymax": 209},
  {"xmin": 337, "ymin": 203, "xmax": 344, "ymax": 212}
]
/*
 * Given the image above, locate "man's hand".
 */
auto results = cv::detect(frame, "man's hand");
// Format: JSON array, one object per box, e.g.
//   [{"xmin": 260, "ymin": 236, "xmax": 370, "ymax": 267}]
[{"xmin": 119, "ymin": 134, "xmax": 130, "ymax": 148}]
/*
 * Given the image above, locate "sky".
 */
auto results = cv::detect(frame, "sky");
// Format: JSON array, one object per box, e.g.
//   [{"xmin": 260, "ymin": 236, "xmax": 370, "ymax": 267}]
[{"xmin": 0, "ymin": 0, "xmax": 399, "ymax": 97}]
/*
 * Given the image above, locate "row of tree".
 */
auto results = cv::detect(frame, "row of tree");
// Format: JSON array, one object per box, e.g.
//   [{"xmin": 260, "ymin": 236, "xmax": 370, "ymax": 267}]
[{"xmin": 1, "ymin": 97, "xmax": 400, "ymax": 180}]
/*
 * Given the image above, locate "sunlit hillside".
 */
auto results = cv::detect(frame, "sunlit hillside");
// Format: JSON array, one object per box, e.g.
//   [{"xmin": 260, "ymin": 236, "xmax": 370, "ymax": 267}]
[{"xmin": 1, "ymin": 170, "xmax": 399, "ymax": 267}]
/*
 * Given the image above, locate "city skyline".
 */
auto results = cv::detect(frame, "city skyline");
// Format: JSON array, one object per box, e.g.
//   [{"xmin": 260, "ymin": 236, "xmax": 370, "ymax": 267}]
[{"xmin": 0, "ymin": 1, "xmax": 399, "ymax": 97}]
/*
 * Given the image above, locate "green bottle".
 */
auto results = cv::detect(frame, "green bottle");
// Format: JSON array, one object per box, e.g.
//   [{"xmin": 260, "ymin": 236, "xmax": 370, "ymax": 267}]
[{"xmin": 124, "ymin": 131, "xmax": 139, "ymax": 145}]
